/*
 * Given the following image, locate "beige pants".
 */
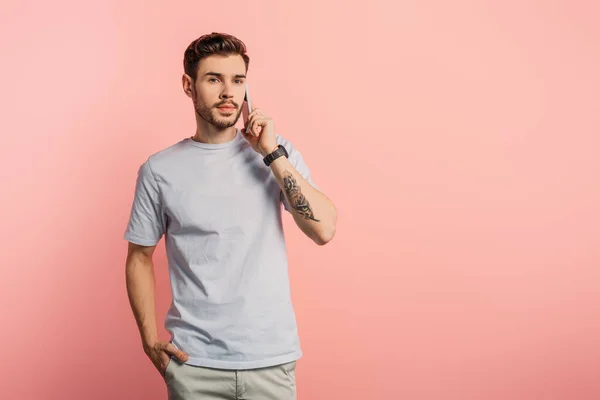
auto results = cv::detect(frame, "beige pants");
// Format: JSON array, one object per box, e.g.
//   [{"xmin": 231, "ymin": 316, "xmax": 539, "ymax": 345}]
[{"xmin": 164, "ymin": 357, "xmax": 297, "ymax": 400}]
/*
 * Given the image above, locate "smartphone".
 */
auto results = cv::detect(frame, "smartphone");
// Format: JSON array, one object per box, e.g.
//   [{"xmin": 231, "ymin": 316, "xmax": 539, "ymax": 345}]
[{"xmin": 242, "ymin": 83, "xmax": 253, "ymax": 130}]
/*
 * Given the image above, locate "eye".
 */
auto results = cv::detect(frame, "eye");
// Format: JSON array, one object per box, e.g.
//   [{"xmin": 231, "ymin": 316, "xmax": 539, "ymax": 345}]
[
  {"xmin": 234, "ymin": 79, "xmax": 243, "ymax": 84},
  {"xmin": 208, "ymin": 78, "xmax": 219, "ymax": 83}
]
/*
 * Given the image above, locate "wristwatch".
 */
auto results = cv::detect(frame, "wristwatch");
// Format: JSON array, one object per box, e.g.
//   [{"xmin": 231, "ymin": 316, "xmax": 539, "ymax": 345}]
[{"xmin": 263, "ymin": 144, "xmax": 288, "ymax": 166}]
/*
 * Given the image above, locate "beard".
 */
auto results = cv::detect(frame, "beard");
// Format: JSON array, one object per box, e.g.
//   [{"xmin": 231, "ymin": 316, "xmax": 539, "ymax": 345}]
[{"xmin": 194, "ymin": 96, "xmax": 242, "ymax": 129}]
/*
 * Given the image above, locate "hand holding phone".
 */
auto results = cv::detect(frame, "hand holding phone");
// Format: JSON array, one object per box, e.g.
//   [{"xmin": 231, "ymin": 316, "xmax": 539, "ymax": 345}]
[{"xmin": 239, "ymin": 83, "xmax": 277, "ymax": 155}]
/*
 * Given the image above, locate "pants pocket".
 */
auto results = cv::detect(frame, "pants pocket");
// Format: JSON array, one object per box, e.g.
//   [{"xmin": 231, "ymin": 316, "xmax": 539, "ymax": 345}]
[
  {"xmin": 281, "ymin": 361, "xmax": 297, "ymax": 385},
  {"xmin": 164, "ymin": 356, "xmax": 175, "ymax": 383}
]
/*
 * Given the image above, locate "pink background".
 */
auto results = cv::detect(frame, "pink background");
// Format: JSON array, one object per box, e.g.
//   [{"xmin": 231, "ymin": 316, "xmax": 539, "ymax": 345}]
[{"xmin": 1, "ymin": 1, "xmax": 599, "ymax": 399}]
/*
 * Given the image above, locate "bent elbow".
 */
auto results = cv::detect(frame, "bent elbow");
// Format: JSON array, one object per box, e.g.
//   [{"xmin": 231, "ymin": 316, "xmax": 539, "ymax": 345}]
[{"xmin": 314, "ymin": 227, "xmax": 336, "ymax": 246}]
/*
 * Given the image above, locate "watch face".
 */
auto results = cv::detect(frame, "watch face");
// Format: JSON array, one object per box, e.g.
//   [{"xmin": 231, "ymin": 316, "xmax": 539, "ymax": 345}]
[
  {"xmin": 264, "ymin": 145, "xmax": 288, "ymax": 166},
  {"xmin": 280, "ymin": 145, "xmax": 288, "ymax": 157}
]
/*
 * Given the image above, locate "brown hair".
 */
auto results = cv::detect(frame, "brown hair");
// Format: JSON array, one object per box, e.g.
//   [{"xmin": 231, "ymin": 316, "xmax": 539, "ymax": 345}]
[{"xmin": 183, "ymin": 32, "xmax": 250, "ymax": 81}]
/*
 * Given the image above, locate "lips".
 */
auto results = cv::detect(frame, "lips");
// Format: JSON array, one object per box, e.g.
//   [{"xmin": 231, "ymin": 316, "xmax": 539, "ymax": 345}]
[{"xmin": 217, "ymin": 106, "xmax": 235, "ymax": 114}]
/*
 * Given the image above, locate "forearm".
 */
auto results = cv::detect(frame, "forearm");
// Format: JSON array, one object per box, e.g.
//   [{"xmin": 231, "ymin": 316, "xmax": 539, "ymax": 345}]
[
  {"xmin": 125, "ymin": 252, "xmax": 159, "ymax": 352},
  {"xmin": 268, "ymin": 155, "xmax": 337, "ymax": 245}
]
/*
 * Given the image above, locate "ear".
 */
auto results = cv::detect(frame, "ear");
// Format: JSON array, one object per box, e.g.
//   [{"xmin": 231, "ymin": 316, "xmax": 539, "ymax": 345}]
[{"xmin": 182, "ymin": 74, "xmax": 194, "ymax": 98}]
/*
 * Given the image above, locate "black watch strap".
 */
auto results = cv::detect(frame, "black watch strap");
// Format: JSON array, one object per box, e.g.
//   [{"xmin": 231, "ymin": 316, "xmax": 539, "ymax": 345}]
[{"xmin": 263, "ymin": 144, "xmax": 288, "ymax": 166}]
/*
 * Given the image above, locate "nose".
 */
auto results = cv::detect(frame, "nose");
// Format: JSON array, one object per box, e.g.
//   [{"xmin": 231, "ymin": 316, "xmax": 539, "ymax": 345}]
[{"xmin": 220, "ymin": 83, "xmax": 234, "ymax": 100}]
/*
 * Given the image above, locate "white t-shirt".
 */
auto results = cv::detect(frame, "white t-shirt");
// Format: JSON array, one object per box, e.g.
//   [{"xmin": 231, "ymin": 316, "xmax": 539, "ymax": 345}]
[{"xmin": 124, "ymin": 128, "xmax": 318, "ymax": 369}]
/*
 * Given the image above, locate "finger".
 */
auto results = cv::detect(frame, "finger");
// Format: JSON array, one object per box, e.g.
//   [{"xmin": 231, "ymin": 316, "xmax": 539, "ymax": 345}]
[
  {"xmin": 165, "ymin": 344, "xmax": 183, "ymax": 359},
  {"xmin": 251, "ymin": 118, "xmax": 263, "ymax": 136},
  {"xmin": 247, "ymin": 108, "xmax": 263, "ymax": 126},
  {"xmin": 256, "ymin": 117, "xmax": 269, "ymax": 134},
  {"xmin": 161, "ymin": 352, "xmax": 171, "ymax": 367},
  {"xmin": 164, "ymin": 343, "xmax": 189, "ymax": 361},
  {"xmin": 245, "ymin": 111, "xmax": 256, "ymax": 132},
  {"xmin": 241, "ymin": 128, "xmax": 254, "ymax": 140},
  {"xmin": 246, "ymin": 108, "xmax": 265, "ymax": 135},
  {"xmin": 178, "ymin": 351, "xmax": 189, "ymax": 362},
  {"xmin": 245, "ymin": 117, "xmax": 255, "ymax": 136}
]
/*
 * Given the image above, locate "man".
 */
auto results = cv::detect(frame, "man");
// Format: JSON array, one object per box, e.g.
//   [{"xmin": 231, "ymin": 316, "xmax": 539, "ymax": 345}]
[{"xmin": 124, "ymin": 32, "xmax": 337, "ymax": 400}]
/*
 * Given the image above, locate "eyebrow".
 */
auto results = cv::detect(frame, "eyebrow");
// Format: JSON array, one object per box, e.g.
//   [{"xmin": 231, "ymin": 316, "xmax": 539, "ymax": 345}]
[{"xmin": 204, "ymin": 71, "xmax": 246, "ymax": 79}]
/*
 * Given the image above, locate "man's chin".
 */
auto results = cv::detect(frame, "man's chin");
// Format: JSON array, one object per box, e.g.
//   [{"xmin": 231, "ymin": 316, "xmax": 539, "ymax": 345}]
[
  {"xmin": 211, "ymin": 118, "xmax": 237, "ymax": 130},
  {"xmin": 213, "ymin": 113, "xmax": 240, "ymax": 126}
]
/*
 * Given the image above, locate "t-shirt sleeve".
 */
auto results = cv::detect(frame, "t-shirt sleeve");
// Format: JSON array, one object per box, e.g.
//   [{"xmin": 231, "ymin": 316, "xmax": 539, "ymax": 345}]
[
  {"xmin": 123, "ymin": 160, "xmax": 166, "ymax": 246},
  {"xmin": 279, "ymin": 140, "xmax": 321, "ymax": 214}
]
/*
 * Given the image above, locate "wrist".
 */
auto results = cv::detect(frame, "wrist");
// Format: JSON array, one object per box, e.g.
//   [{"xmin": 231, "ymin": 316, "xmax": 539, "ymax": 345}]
[
  {"xmin": 260, "ymin": 144, "xmax": 279, "ymax": 158},
  {"xmin": 142, "ymin": 336, "xmax": 158, "ymax": 354}
]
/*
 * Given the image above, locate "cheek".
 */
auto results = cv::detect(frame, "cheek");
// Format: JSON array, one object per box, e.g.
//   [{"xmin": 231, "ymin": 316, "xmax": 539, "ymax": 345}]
[
  {"xmin": 195, "ymin": 94, "xmax": 213, "ymax": 109},
  {"xmin": 197, "ymin": 84, "xmax": 220, "ymax": 104}
]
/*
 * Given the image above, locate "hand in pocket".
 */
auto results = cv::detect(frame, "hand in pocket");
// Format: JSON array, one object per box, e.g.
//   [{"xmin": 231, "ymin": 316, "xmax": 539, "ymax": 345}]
[{"xmin": 145, "ymin": 341, "xmax": 189, "ymax": 378}]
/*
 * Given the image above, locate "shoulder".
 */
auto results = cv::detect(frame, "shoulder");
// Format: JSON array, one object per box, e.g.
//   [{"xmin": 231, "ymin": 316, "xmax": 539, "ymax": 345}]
[{"xmin": 144, "ymin": 138, "xmax": 189, "ymax": 172}]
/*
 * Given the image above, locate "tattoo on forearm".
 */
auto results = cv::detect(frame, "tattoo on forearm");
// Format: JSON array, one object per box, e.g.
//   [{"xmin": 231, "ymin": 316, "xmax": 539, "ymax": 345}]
[{"xmin": 283, "ymin": 171, "xmax": 320, "ymax": 222}]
